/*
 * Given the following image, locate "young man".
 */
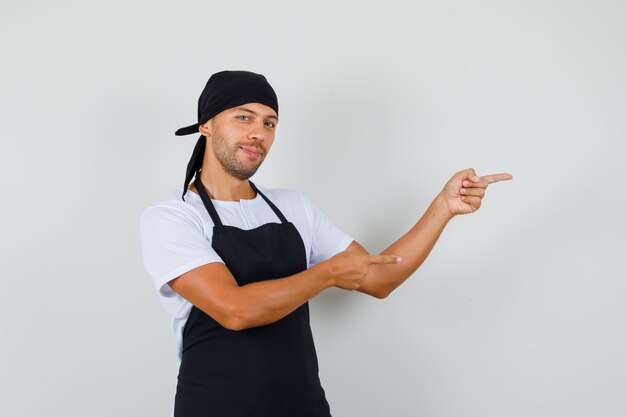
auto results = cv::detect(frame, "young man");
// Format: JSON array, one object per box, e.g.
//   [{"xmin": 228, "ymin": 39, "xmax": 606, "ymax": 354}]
[{"xmin": 139, "ymin": 70, "xmax": 512, "ymax": 417}]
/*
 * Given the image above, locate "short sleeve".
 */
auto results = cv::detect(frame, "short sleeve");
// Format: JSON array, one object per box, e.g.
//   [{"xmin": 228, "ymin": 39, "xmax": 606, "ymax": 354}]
[
  {"xmin": 299, "ymin": 193, "xmax": 354, "ymax": 268},
  {"xmin": 139, "ymin": 204, "xmax": 223, "ymax": 298}
]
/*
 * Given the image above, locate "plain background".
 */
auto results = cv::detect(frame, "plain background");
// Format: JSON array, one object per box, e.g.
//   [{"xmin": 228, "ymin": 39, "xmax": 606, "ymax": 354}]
[{"xmin": 2, "ymin": 0, "xmax": 625, "ymax": 416}]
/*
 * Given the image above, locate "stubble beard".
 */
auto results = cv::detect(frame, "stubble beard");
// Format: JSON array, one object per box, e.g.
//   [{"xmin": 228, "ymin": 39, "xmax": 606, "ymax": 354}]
[{"xmin": 211, "ymin": 124, "xmax": 266, "ymax": 180}]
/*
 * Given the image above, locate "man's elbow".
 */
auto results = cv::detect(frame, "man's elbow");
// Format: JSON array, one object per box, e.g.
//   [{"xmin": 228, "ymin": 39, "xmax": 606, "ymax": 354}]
[
  {"xmin": 205, "ymin": 300, "xmax": 252, "ymax": 331},
  {"xmin": 373, "ymin": 288, "xmax": 392, "ymax": 299},
  {"xmin": 358, "ymin": 283, "xmax": 392, "ymax": 299},
  {"xmin": 221, "ymin": 316, "xmax": 247, "ymax": 331}
]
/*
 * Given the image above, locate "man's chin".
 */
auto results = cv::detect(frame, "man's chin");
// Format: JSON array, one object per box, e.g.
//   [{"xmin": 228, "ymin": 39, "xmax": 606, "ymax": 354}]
[{"xmin": 230, "ymin": 167, "xmax": 261, "ymax": 180}]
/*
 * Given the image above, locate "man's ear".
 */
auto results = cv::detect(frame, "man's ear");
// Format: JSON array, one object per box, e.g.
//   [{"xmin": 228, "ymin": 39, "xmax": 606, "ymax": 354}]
[{"xmin": 199, "ymin": 120, "xmax": 212, "ymax": 137}]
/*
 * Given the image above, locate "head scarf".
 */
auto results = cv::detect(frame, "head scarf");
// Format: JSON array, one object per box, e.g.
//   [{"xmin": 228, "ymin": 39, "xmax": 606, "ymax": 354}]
[{"xmin": 175, "ymin": 70, "xmax": 279, "ymax": 200}]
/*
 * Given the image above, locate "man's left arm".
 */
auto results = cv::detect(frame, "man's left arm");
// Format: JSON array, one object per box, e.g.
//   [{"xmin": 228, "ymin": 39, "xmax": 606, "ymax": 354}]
[{"xmin": 348, "ymin": 168, "xmax": 512, "ymax": 299}]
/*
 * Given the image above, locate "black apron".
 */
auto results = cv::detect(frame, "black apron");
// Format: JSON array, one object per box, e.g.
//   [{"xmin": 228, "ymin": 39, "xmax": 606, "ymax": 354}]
[{"xmin": 174, "ymin": 177, "xmax": 332, "ymax": 417}]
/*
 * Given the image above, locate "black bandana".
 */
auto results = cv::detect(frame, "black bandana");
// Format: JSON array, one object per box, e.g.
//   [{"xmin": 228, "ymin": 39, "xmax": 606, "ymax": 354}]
[{"xmin": 175, "ymin": 70, "xmax": 279, "ymax": 201}]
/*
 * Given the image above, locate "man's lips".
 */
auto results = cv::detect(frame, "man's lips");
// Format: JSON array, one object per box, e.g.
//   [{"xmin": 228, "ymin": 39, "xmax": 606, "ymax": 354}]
[{"xmin": 240, "ymin": 146, "xmax": 263, "ymax": 156}]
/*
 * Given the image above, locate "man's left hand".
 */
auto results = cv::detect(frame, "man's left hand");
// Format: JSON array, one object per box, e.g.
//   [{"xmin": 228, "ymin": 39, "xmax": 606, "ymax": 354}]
[{"xmin": 440, "ymin": 168, "xmax": 513, "ymax": 216}]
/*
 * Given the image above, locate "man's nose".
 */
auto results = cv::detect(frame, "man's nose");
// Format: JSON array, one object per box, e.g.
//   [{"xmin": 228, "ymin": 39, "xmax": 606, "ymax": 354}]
[{"xmin": 247, "ymin": 121, "xmax": 267, "ymax": 141}]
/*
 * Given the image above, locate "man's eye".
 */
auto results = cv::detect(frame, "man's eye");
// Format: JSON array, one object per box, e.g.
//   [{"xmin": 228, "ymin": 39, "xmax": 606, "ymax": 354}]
[
  {"xmin": 238, "ymin": 115, "xmax": 250, "ymax": 120},
  {"xmin": 265, "ymin": 121, "xmax": 275, "ymax": 128}
]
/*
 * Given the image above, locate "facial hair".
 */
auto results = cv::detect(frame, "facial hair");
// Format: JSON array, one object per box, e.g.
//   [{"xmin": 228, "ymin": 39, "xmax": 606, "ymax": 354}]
[{"xmin": 210, "ymin": 122, "xmax": 267, "ymax": 180}]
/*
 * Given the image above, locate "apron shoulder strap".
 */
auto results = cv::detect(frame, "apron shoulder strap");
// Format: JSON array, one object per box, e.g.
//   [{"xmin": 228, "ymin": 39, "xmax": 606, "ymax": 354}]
[
  {"xmin": 194, "ymin": 178, "xmax": 288, "ymax": 226},
  {"xmin": 250, "ymin": 181, "xmax": 288, "ymax": 224},
  {"xmin": 194, "ymin": 177, "xmax": 224, "ymax": 226}
]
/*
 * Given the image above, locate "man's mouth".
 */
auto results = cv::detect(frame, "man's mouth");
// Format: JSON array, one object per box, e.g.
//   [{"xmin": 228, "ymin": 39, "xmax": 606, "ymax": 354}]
[{"xmin": 240, "ymin": 146, "xmax": 263, "ymax": 157}]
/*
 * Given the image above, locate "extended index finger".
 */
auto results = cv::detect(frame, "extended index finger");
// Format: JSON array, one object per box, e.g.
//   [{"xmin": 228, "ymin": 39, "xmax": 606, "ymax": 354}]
[
  {"xmin": 481, "ymin": 173, "xmax": 513, "ymax": 184},
  {"xmin": 369, "ymin": 255, "xmax": 402, "ymax": 264}
]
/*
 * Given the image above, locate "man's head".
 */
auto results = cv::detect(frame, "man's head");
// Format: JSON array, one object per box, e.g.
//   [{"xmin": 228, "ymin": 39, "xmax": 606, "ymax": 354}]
[
  {"xmin": 175, "ymin": 70, "xmax": 279, "ymax": 200},
  {"xmin": 199, "ymin": 102, "xmax": 278, "ymax": 181}
]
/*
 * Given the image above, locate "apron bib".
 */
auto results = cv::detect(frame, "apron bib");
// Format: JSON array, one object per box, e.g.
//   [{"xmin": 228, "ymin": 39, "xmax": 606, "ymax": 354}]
[{"xmin": 174, "ymin": 177, "xmax": 332, "ymax": 417}]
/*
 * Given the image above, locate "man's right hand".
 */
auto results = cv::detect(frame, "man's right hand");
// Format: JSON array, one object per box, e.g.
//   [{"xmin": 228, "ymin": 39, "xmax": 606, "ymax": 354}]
[{"xmin": 314, "ymin": 251, "xmax": 402, "ymax": 291}]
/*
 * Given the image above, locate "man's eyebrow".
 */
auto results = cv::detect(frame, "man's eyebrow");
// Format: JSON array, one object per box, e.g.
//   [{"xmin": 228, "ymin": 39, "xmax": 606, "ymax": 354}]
[{"xmin": 234, "ymin": 107, "xmax": 279, "ymax": 121}]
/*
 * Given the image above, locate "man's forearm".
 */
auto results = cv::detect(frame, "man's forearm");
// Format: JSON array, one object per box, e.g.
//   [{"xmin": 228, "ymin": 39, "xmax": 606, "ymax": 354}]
[
  {"xmin": 357, "ymin": 193, "xmax": 453, "ymax": 298},
  {"xmin": 231, "ymin": 267, "xmax": 335, "ymax": 330}
]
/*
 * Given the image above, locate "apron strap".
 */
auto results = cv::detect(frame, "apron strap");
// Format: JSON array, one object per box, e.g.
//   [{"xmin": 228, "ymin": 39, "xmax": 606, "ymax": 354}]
[
  {"xmin": 250, "ymin": 181, "xmax": 288, "ymax": 224},
  {"xmin": 194, "ymin": 177, "xmax": 223, "ymax": 226},
  {"xmin": 194, "ymin": 178, "xmax": 289, "ymax": 226}
]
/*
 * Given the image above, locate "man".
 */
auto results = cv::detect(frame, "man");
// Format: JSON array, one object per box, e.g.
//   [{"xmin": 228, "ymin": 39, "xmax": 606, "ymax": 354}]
[{"xmin": 139, "ymin": 70, "xmax": 512, "ymax": 417}]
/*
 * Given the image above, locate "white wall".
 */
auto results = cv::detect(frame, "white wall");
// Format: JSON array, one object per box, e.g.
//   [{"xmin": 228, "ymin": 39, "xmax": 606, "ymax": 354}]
[{"xmin": 2, "ymin": 0, "xmax": 625, "ymax": 416}]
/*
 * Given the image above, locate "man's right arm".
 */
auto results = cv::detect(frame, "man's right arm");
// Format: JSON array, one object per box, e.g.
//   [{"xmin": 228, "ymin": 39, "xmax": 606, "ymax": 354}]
[{"xmin": 168, "ymin": 251, "xmax": 401, "ymax": 331}]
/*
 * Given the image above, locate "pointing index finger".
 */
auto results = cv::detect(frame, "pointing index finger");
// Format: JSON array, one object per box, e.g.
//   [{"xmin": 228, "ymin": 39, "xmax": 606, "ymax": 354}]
[
  {"xmin": 481, "ymin": 173, "xmax": 513, "ymax": 184},
  {"xmin": 369, "ymin": 255, "xmax": 402, "ymax": 264}
]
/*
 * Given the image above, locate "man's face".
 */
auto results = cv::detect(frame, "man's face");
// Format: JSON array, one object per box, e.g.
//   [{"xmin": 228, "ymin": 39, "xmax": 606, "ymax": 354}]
[{"xmin": 202, "ymin": 102, "xmax": 278, "ymax": 180}]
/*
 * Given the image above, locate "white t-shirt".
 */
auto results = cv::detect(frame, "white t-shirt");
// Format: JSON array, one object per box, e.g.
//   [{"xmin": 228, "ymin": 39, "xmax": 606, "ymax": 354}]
[{"xmin": 139, "ymin": 184, "xmax": 354, "ymax": 360}]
